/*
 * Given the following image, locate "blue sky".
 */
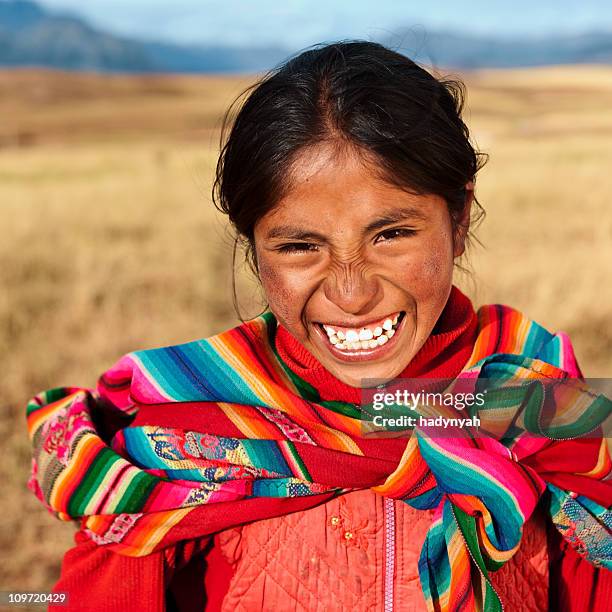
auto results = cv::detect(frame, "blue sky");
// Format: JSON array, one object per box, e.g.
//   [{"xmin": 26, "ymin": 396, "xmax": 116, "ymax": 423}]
[{"xmin": 39, "ymin": 0, "xmax": 612, "ymax": 47}]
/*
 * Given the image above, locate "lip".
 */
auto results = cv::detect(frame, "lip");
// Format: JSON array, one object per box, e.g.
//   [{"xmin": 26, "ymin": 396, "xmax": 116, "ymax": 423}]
[{"xmin": 313, "ymin": 311, "xmax": 407, "ymax": 363}]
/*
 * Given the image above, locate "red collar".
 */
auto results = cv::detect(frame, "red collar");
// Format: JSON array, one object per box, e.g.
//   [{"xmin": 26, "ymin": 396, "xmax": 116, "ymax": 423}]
[{"xmin": 274, "ymin": 285, "xmax": 478, "ymax": 403}]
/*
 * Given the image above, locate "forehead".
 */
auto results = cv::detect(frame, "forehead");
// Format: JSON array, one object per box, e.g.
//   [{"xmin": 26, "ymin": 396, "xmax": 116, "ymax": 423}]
[{"xmin": 257, "ymin": 143, "xmax": 446, "ymax": 232}]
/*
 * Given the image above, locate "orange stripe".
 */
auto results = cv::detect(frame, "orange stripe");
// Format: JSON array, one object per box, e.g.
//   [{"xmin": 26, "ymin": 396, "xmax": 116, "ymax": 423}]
[
  {"xmin": 26, "ymin": 391, "xmax": 83, "ymax": 436},
  {"xmin": 51, "ymin": 435, "xmax": 105, "ymax": 511},
  {"xmin": 466, "ymin": 306, "xmax": 493, "ymax": 367},
  {"xmin": 578, "ymin": 438, "xmax": 611, "ymax": 478},
  {"xmin": 220, "ymin": 403, "xmax": 283, "ymax": 439}
]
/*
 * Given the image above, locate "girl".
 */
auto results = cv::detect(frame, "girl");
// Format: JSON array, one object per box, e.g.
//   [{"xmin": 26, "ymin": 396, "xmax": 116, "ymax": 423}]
[{"xmin": 27, "ymin": 41, "xmax": 610, "ymax": 611}]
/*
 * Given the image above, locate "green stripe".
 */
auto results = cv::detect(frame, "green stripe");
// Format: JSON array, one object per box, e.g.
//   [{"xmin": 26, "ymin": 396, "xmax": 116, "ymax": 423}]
[
  {"xmin": 285, "ymin": 441, "xmax": 312, "ymax": 482},
  {"xmin": 26, "ymin": 387, "xmax": 72, "ymax": 417},
  {"xmin": 320, "ymin": 399, "xmax": 362, "ymax": 418},
  {"xmin": 452, "ymin": 505, "xmax": 503, "ymax": 612},
  {"xmin": 68, "ymin": 448, "xmax": 118, "ymax": 515},
  {"xmin": 113, "ymin": 470, "xmax": 159, "ymax": 513}
]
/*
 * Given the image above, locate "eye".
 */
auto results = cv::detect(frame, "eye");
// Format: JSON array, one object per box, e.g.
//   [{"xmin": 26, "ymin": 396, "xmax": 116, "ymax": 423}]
[
  {"xmin": 375, "ymin": 228, "xmax": 417, "ymax": 243},
  {"xmin": 277, "ymin": 242, "xmax": 319, "ymax": 254}
]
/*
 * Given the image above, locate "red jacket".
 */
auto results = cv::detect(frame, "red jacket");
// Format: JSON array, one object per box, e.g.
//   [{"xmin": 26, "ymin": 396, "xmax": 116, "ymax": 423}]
[{"xmin": 49, "ymin": 516, "xmax": 611, "ymax": 611}]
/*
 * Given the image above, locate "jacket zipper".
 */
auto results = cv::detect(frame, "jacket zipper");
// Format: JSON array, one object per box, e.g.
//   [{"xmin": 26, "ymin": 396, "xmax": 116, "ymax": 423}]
[{"xmin": 383, "ymin": 497, "xmax": 396, "ymax": 612}]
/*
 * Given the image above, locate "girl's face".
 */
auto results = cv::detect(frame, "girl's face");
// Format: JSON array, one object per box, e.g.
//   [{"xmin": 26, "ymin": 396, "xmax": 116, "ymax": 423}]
[{"xmin": 253, "ymin": 144, "xmax": 472, "ymax": 388}]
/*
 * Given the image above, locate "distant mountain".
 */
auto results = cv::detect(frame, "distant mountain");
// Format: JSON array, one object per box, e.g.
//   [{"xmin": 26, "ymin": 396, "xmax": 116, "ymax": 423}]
[
  {"xmin": 0, "ymin": 0, "xmax": 154, "ymax": 71},
  {"xmin": 0, "ymin": 0, "xmax": 290, "ymax": 73},
  {"xmin": 385, "ymin": 28, "xmax": 612, "ymax": 68},
  {"xmin": 0, "ymin": 0, "xmax": 611, "ymax": 73}
]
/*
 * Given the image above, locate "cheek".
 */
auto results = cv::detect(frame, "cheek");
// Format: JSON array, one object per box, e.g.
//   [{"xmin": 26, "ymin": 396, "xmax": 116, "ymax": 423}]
[
  {"xmin": 257, "ymin": 257, "xmax": 306, "ymax": 325},
  {"xmin": 421, "ymin": 246, "xmax": 453, "ymax": 284},
  {"xmin": 398, "ymin": 241, "xmax": 453, "ymax": 289},
  {"xmin": 390, "ymin": 235, "xmax": 454, "ymax": 321}
]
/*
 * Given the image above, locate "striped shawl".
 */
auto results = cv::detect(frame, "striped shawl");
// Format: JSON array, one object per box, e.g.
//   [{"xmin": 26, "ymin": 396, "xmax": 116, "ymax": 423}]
[{"xmin": 26, "ymin": 303, "xmax": 611, "ymax": 612}]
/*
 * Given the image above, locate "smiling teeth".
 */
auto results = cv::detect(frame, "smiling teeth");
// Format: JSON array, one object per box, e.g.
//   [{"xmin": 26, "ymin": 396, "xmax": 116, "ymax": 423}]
[
  {"xmin": 322, "ymin": 313, "xmax": 402, "ymax": 351},
  {"xmin": 345, "ymin": 329, "xmax": 360, "ymax": 342},
  {"xmin": 359, "ymin": 328, "xmax": 373, "ymax": 341},
  {"xmin": 334, "ymin": 335, "xmax": 390, "ymax": 351}
]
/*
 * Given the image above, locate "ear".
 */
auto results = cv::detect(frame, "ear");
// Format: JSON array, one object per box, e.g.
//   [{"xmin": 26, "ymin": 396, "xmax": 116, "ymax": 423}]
[{"xmin": 453, "ymin": 181, "xmax": 474, "ymax": 258}]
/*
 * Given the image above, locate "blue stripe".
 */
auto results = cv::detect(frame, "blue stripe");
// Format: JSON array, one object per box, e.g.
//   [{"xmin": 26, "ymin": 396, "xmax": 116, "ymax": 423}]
[
  {"xmin": 417, "ymin": 436, "xmax": 521, "ymax": 550},
  {"xmin": 181, "ymin": 341, "xmax": 262, "ymax": 404},
  {"xmin": 136, "ymin": 347, "xmax": 207, "ymax": 400},
  {"xmin": 404, "ymin": 487, "xmax": 443, "ymax": 509},
  {"xmin": 123, "ymin": 429, "xmax": 170, "ymax": 469},
  {"xmin": 133, "ymin": 340, "xmax": 265, "ymax": 404},
  {"xmin": 242, "ymin": 439, "xmax": 291, "ymax": 474}
]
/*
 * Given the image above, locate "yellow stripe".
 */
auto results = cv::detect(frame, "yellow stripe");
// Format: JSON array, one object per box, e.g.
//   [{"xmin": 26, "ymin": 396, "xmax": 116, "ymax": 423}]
[
  {"xmin": 99, "ymin": 466, "xmax": 144, "ymax": 514},
  {"xmin": 511, "ymin": 311, "xmax": 531, "ymax": 354},
  {"xmin": 209, "ymin": 336, "xmax": 280, "ymax": 406},
  {"xmin": 49, "ymin": 434, "xmax": 98, "ymax": 510},
  {"xmin": 82, "ymin": 459, "xmax": 130, "ymax": 515},
  {"xmin": 578, "ymin": 438, "xmax": 610, "ymax": 477},
  {"xmin": 219, "ymin": 403, "xmax": 275, "ymax": 438},
  {"xmin": 136, "ymin": 507, "xmax": 193, "ymax": 556}
]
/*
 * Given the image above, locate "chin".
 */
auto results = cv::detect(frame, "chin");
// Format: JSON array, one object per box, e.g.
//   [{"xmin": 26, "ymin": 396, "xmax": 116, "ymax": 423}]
[{"xmin": 323, "ymin": 352, "xmax": 412, "ymax": 388}]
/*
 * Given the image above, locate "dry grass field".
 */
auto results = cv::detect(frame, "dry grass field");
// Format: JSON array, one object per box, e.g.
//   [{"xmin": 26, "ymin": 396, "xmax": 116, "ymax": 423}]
[{"xmin": 1, "ymin": 64, "xmax": 611, "ymax": 599}]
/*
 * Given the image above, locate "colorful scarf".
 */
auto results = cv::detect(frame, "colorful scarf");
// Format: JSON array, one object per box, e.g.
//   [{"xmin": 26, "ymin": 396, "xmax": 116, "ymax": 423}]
[{"xmin": 26, "ymin": 303, "xmax": 611, "ymax": 612}]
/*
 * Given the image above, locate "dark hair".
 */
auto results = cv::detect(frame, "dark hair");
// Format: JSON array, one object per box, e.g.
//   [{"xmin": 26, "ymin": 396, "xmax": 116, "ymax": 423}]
[{"xmin": 212, "ymin": 40, "xmax": 487, "ymax": 316}]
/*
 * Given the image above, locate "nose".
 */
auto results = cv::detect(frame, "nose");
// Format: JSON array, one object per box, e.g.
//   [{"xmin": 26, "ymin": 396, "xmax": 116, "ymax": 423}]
[{"xmin": 323, "ymin": 264, "xmax": 381, "ymax": 315}]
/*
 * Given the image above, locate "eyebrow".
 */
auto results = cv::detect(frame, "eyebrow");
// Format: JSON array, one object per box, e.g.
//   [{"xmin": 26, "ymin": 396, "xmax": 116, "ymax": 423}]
[{"xmin": 264, "ymin": 206, "xmax": 429, "ymax": 241}]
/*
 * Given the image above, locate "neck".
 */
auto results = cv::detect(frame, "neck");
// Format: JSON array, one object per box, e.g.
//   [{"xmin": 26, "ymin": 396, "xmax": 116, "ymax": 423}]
[{"xmin": 274, "ymin": 285, "xmax": 478, "ymax": 403}]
